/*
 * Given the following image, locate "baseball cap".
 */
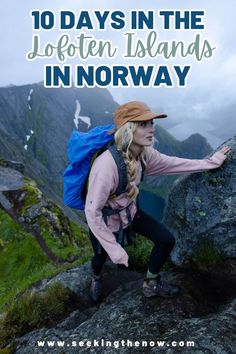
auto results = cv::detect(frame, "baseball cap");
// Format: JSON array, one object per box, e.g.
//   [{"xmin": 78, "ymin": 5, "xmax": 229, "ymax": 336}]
[{"xmin": 114, "ymin": 101, "xmax": 167, "ymax": 129}]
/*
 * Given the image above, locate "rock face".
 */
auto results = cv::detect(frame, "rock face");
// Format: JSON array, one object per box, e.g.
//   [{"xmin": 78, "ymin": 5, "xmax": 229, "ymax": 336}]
[
  {"xmin": 14, "ymin": 261, "xmax": 236, "ymax": 354},
  {"xmin": 162, "ymin": 135, "xmax": 236, "ymax": 266}
]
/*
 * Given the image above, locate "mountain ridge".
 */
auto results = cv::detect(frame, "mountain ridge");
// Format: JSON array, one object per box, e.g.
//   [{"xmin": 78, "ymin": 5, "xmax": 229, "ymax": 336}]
[{"xmin": 0, "ymin": 83, "xmax": 213, "ymax": 212}]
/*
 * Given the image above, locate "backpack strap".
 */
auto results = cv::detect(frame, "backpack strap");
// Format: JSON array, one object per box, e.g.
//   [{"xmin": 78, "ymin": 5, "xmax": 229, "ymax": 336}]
[
  {"xmin": 140, "ymin": 159, "xmax": 146, "ymax": 182},
  {"xmin": 102, "ymin": 149, "xmax": 146, "ymax": 246},
  {"xmin": 102, "ymin": 201, "xmax": 134, "ymax": 246},
  {"xmin": 107, "ymin": 143, "xmax": 128, "ymax": 196}
]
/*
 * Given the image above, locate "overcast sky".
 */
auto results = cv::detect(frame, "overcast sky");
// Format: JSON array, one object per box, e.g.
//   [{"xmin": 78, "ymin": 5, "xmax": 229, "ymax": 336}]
[{"xmin": 0, "ymin": 0, "xmax": 235, "ymax": 146}]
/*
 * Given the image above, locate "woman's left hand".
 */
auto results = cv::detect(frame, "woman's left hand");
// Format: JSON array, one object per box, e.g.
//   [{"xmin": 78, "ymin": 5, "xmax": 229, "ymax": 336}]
[{"xmin": 218, "ymin": 146, "xmax": 231, "ymax": 156}]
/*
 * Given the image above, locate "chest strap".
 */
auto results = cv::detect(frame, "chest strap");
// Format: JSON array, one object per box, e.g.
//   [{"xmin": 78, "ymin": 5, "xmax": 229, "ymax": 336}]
[{"xmin": 102, "ymin": 201, "xmax": 134, "ymax": 248}]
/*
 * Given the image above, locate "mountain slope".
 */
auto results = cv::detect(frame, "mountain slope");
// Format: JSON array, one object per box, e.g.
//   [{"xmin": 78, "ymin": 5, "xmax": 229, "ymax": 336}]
[{"xmin": 0, "ymin": 159, "xmax": 92, "ymax": 311}]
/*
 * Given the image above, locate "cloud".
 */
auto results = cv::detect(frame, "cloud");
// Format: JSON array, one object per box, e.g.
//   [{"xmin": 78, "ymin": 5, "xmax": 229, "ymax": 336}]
[{"xmin": 0, "ymin": 0, "xmax": 235, "ymax": 145}]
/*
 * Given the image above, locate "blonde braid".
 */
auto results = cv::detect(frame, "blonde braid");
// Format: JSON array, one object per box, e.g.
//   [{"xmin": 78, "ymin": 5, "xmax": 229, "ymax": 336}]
[{"xmin": 114, "ymin": 122, "xmax": 147, "ymax": 200}]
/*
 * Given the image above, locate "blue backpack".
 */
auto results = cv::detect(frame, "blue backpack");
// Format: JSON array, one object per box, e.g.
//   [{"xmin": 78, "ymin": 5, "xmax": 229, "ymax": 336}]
[
  {"xmin": 63, "ymin": 124, "xmax": 147, "ymax": 250},
  {"xmin": 63, "ymin": 124, "xmax": 129, "ymax": 210}
]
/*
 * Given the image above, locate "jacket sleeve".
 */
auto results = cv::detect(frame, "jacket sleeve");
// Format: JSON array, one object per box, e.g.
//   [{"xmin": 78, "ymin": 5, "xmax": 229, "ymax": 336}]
[
  {"xmin": 144, "ymin": 148, "xmax": 227, "ymax": 176},
  {"xmin": 84, "ymin": 154, "xmax": 129, "ymax": 267}
]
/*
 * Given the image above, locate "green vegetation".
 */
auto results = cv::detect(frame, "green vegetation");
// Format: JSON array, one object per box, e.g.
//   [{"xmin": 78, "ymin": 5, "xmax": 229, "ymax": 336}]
[
  {"xmin": 0, "ymin": 174, "xmax": 92, "ymax": 311},
  {"xmin": 40, "ymin": 220, "xmax": 92, "ymax": 262},
  {"xmin": 20, "ymin": 177, "xmax": 42, "ymax": 215},
  {"xmin": 67, "ymin": 220, "xmax": 92, "ymax": 264},
  {"xmin": 0, "ymin": 347, "xmax": 16, "ymax": 354},
  {"xmin": 192, "ymin": 239, "xmax": 226, "ymax": 268},
  {"xmin": 0, "ymin": 282, "xmax": 74, "ymax": 349},
  {"xmin": 126, "ymin": 235, "xmax": 152, "ymax": 271},
  {"xmin": 127, "ymin": 234, "xmax": 174, "ymax": 272},
  {"xmin": 0, "ymin": 209, "xmax": 92, "ymax": 312}
]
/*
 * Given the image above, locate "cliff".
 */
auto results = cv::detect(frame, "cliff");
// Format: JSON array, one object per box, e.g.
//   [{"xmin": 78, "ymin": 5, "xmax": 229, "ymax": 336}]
[{"xmin": 1, "ymin": 137, "xmax": 235, "ymax": 353}]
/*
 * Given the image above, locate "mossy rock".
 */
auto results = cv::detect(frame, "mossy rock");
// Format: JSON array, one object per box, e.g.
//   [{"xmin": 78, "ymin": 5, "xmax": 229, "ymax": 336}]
[
  {"xmin": 1, "ymin": 173, "xmax": 92, "ymax": 313},
  {"xmin": 20, "ymin": 177, "xmax": 42, "ymax": 215},
  {"xmin": 0, "ymin": 207, "xmax": 92, "ymax": 312},
  {"xmin": 0, "ymin": 282, "xmax": 75, "ymax": 348},
  {"xmin": 4, "ymin": 175, "xmax": 74, "ymax": 241}
]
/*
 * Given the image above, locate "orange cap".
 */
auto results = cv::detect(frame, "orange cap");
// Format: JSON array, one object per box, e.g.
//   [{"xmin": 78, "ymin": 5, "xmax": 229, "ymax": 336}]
[{"xmin": 114, "ymin": 101, "xmax": 167, "ymax": 129}]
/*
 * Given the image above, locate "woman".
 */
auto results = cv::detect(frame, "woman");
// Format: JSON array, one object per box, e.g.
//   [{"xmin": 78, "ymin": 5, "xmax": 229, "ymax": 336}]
[{"xmin": 85, "ymin": 101, "xmax": 230, "ymax": 303}]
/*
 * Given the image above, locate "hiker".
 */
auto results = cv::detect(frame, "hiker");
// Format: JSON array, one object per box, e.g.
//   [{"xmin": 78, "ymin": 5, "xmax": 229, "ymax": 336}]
[{"xmin": 84, "ymin": 101, "xmax": 230, "ymax": 303}]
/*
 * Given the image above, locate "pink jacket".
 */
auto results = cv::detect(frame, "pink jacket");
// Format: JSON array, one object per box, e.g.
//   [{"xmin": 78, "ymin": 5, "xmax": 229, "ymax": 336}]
[{"xmin": 85, "ymin": 147, "xmax": 226, "ymax": 267}]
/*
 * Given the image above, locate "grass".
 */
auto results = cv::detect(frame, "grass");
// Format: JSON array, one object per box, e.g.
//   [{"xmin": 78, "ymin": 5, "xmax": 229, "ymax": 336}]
[
  {"xmin": 0, "ymin": 347, "xmax": 16, "ymax": 354},
  {"xmin": 127, "ymin": 234, "xmax": 174, "ymax": 272},
  {"xmin": 0, "ymin": 209, "xmax": 23, "ymax": 242},
  {"xmin": 40, "ymin": 220, "xmax": 93, "ymax": 262},
  {"xmin": 126, "ymin": 235, "xmax": 152, "ymax": 272},
  {"xmin": 192, "ymin": 239, "xmax": 226, "ymax": 268},
  {"xmin": 0, "ymin": 209, "xmax": 92, "ymax": 312},
  {"xmin": 19, "ymin": 177, "xmax": 42, "ymax": 215},
  {"xmin": 0, "ymin": 231, "xmax": 48, "ymax": 309},
  {"xmin": 0, "ymin": 282, "xmax": 74, "ymax": 349},
  {"xmin": 0, "ymin": 203, "xmax": 92, "ymax": 350}
]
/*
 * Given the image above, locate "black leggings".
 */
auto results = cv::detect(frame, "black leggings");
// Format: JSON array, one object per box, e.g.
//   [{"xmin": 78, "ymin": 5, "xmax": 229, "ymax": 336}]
[{"xmin": 89, "ymin": 208, "xmax": 175, "ymax": 276}]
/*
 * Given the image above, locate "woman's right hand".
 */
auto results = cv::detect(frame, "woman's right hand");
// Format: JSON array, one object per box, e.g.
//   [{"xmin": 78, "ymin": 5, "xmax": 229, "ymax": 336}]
[
  {"xmin": 115, "ymin": 251, "xmax": 129, "ymax": 267},
  {"xmin": 218, "ymin": 146, "xmax": 231, "ymax": 156}
]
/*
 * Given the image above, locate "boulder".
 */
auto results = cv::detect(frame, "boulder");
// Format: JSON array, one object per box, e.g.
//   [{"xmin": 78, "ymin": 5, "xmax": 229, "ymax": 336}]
[
  {"xmin": 162, "ymin": 135, "xmax": 236, "ymax": 266},
  {"xmin": 0, "ymin": 166, "xmax": 24, "ymax": 192}
]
